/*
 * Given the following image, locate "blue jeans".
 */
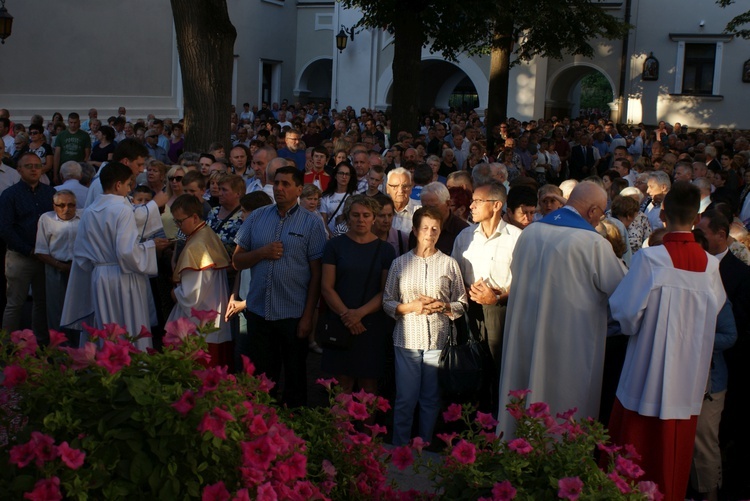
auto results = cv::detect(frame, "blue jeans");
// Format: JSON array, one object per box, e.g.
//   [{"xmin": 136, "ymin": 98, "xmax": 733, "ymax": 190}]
[{"xmin": 392, "ymin": 346, "xmax": 442, "ymax": 446}]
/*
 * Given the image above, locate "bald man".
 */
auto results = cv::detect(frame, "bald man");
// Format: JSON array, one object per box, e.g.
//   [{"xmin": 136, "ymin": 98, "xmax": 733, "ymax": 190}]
[{"xmin": 497, "ymin": 182, "xmax": 626, "ymax": 438}]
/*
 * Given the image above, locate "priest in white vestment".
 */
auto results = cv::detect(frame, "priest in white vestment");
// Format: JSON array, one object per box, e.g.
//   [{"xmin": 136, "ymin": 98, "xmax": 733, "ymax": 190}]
[
  {"xmin": 60, "ymin": 162, "xmax": 170, "ymax": 350},
  {"xmin": 167, "ymin": 194, "xmax": 232, "ymax": 366},
  {"xmin": 497, "ymin": 182, "xmax": 626, "ymax": 439}
]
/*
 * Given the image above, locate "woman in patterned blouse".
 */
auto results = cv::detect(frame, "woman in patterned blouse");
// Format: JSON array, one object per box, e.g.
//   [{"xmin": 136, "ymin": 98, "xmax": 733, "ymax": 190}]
[{"xmin": 383, "ymin": 207, "xmax": 468, "ymax": 446}]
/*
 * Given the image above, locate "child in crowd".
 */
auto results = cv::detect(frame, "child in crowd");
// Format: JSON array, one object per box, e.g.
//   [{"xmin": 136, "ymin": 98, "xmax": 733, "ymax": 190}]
[{"xmin": 131, "ymin": 185, "xmax": 154, "ymax": 206}]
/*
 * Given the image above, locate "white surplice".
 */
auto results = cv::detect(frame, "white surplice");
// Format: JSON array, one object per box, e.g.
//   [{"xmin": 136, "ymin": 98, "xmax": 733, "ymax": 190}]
[
  {"xmin": 610, "ymin": 245, "xmax": 725, "ymax": 419},
  {"xmin": 497, "ymin": 220, "xmax": 626, "ymax": 439},
  {"xmin": 167, "ymin": 268, "xmax": 231, "ymax": 344},
  {"xmin": 60, "ymin": 194, "xmax": 158, "ymax": 350}
]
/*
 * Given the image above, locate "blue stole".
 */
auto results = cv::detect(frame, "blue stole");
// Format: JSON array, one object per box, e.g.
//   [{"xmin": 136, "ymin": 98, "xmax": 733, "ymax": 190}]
[{"xmin": 539, "ymin": 208, "xmax": 596, "ymax": 233}]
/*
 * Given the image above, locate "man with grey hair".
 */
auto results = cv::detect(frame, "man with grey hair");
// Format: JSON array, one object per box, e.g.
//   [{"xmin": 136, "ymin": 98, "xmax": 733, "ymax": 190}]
[
  {"xmin": 57, "ymin": 161, "xmax": 89, "ymax": 208},
  {"xmin": 673, "ymin": 161, "xmax": 693, "ymax": 183},
  {"xmin": 704, "ymin": 145, "xmax": 720, "ymax": 172},
  {"xmin": 387, "ymin": 167, "xmax": 420, "ymax": 233},
  {"xmin": 413, "ymin": 182, "xmax": 468, "ymax": 254},
  {"xmin": 472, "ymin": 163, "xmax": 495, "ymax": 187},
  {"xmin": 263, "ymin": 157, "xmax": 289, "ymax": 202},
  {"xmin": 693, "ymin": 177, "xmax": 712, "ymax": 214},
  {"xmin": 646, "ymin": 171, "xmax": 671, "ymax": 230},
  {"xmin": 497, "ymin": 181, "xmax": 626, "ymax": 438},
  {"xmin": 452, "ymin": 181, "xmax": 520, "ymax": 414}
]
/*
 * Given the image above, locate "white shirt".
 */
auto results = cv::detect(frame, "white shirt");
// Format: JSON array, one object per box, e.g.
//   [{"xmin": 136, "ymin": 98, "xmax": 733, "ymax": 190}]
[
  {"xmin": 451, "ymin": 220, "xmax": 521, "ymax": 291},
  {"xmin": 740, "ymin": 192, "xmax": 750, "ymax": 224},
  {"xmin": 35, "ymin": 211, "xmax": 82, "ymax": 262},
  {"xmin": 56, "ymin": 179, "xmax": 90, "ymax": 209},
  {"xmin": 2, "ymin": 134, "xmax": 15, "ymax": 156},
  {"xmin": 0, "ymin": 162, "xmax": 21, "ymax": 194},
  {"xmin": 392, "ymin": 199, "xmax": 421, "ymax": 234}
]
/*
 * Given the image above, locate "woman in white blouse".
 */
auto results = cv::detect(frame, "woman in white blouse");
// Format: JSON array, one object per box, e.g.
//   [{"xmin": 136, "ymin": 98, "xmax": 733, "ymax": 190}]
[{"xmin": 383, "ymin": 207, "xmax": 468, "ymax": 446}]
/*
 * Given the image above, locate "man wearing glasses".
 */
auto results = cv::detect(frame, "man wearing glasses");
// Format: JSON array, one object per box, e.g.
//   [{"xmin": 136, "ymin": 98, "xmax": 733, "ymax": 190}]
[
  {"xmin": 0, "ymin": 153, "xmax": 56, "ymax": 342},
  {"xmin": 497, "ymin": 181, "xmax": 626, "ymax": 439},
  {"xmin": 386, "ymin": 167, "xmax": 420, "ymax": 234}
]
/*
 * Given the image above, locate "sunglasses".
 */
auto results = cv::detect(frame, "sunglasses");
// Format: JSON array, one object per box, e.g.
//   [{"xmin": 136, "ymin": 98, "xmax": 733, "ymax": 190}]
[{"xmin": 168, "ymin": 176, "xmax": 184, "ymax": 183}]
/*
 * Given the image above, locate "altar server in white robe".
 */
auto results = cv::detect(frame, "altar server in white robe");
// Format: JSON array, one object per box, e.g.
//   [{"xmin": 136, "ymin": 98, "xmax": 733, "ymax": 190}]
[
  {"xmin": 167, "ymin": 194, "xmax": 232, "ymax": 367},
  {"xmin": 60, "ymin": 162, "xmax": 170, "ymax": 350},
  {"xmin": 497, "ymin": 182, "xmax": 626, "ymax": 439}
]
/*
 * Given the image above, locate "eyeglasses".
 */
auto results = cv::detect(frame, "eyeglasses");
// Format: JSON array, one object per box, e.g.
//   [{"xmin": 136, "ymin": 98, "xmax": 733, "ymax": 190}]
[
  {"xmin": 471, "ymin": 198, "xmax": 499, "ymax": 204},
  {"xmin": 173, "ymin": 216, "xmax": 191, "ymax": 226},
  {"xmin": 28, "ymin": 131, "xmax": 40, "ymax": 135},
  {"xmin": 336, "ymin": 172, "xmax": 351, "ymax": 177},
  {"xmin": 54, "ymin": 203, "xmax": 77, "ymax": 209},
  {"xmin": 387, "ymin": 184, "xmax": 412, "ymax": 191},
  {"xmin": 168, "ymin": 176, "xmax": 184, "ymax": 183},
  {"xmin": 20, "ymin": 163, "xmax": 42, "ymax": 170}
]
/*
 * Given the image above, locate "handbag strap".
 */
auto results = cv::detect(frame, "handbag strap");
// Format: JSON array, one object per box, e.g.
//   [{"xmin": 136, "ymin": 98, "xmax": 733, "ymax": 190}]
[{"xmin": 327, "ymin": 193, "xmax": 349, "ymax": 222}]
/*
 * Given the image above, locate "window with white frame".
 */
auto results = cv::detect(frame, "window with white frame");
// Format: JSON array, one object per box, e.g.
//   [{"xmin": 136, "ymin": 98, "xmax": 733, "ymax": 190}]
[{"xmin": 669, "ymin": 34, "xmax": 733, "ymax": 96}]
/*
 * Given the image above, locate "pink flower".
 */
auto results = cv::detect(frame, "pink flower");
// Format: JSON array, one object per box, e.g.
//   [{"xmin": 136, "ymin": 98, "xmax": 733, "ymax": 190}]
[
  {"xmin": 596, "ymin": 442, "xmax": 621, "ymax": 456},
  {"xmin": 365, "ymin": 423, "xmax": 387, "ymax": 437},
  {"xmin": 9, "ymin": 442, "xmax": 35, "ymax": 468},
  {"xmin": 476, "ymin": 411, "xmax": 498, "ymax": 430},
  {"xmin": 607, "ymin": 471, "xmax": 631, "ymax": 494},
  {"xmin": 136, "ymin": 326, "xmax": 153, "ymax": 341},
  {"xmin": 556, "ymin": 407, "xmax": 577, "ymax": 420},
  {"xmin": 436, "ymin": 432, "xmax": 457, "ymax": 446},
  {"xmin": 557, "ymin": 476, "xmax": 583, "ymax": 500},
  {"xmin": 507, "ymin": 438, "xmax": 533, "ymax": 455},
  {"xmin": 191, "ymin": 308, "xmax": 218, "ymax": 327},
  {"xmin": 23, "ymin": 477, "xmax": 62, "ymax": 501},
  {"xmin": 506, "ymin": 403, "xmax": 524, "ymax": 420},
  {"xmin": 29, "ymin": 432, "xmax": 58, "ymax": 467},
  {"xmin": 193, "ymin": 366, "xmax": 229, "ymax": 393},
  {"xmin": 410, "ymin": 436, "xmax": 428, "ymax": 454},
  {"xmin": 82, "ymin": 322, "xmax": 105, "ymax": 341},
  {"xmin": 2, "ymin": 365, "xmax": 27, "ymax": 388},
  {"xmin": 256, "ymin": 373, "xmax": 276, "ymax": 393},
  {"xmin": 508, "ymin": 388, "xmax": 531, "ymax": 400},
  {"xmin": 479, "ymin": 430, "xmax": 499, "ymax": 444},
  {"xmin": 443, "ymin": 403, "xmax": 463, "ymax": 422},
  {"xmin": 527, "ymin": 402, "xmax": 550, "ymax": 418},
  {"xmin": 57, "ymin": 441, "xmax": 85, "ymax": 469},
  {"xmin": 315, "ymin": 377, "xmax": 338, "ymax": 390},
  {"xmin": 164, "ymin": 317, "xmax": 198, "ymax": 347},
  {"xmin": 240, "ymin": 355, "xmax": 256, "ymax": 376},
  {"xmin": 283, "ymin": 452, "xmax": 307, "ymax": 479},
  {"xmin": 172, "ymin": 390, "xmax": 196, "ymax": 416},
  {"xmin": 321, "ymin": 459, "xmax": 336, "ymax": 479},
  {"xmin": 101, "ymin": 323, "xmax": 128, "ymax": 340},
  {"xmin": 197, "ymin": 407, "xmax": 236, "ymax": 440},
  {"xmin": 95, "ymin": 340, "xmax": 131, "ymax": 374},
  {"xmin": 623, "ymin": 443, "xmax": 642, "ymax": 460},
  {"xmin": 636, "ymin": 481, "xmax": 664, "ymax": 501},
  {"xmin": 451, "ymin": 439, "xmax": 476, "ymax": 465},
  {"xmin": 256, "ymin": 482, "xmax": 278, "ymax": 501},
  {"xmin": 241, "ymin": 436, "xmax": 278, "ymax": 470},
  {"xmin": 191, "ymin": 349, "xmax": 212, "ymax": 366},
  {"xmin": 346, "ymin": 400, "xmax": 369, "ymax": 421},
  {"xmin": 391, "ymin": 446, "xmax": 414, "ymax": 470},
  {"xmin": 248, "ymin": 414, "xmax": 269, "ymax": 436},
  {"xmin": 492, "ymin": 480, "xmax": 517, "ymax": 500},
  {"xmin": 232, "ymin": 489, "xmax": 252, "ymax": 501},
  {"xmin": 320, "ymin": 480, "xmax": 336, "ymax": 494},
  {"xmin": 615, "ymin": 455, "xmax": 645, "ymax": 479},
  {"xmin": 202, "ymin": 481, "xmax": 230, "ymax": 501},
  {"xmin": 48, "ymin": 329, "xmax": 68, "ymax": 348},
  {"xmin": 375, "ymin": 396, "xmax": 391, "ymax": 413},
  {"xmin": 11, "ymin": 329, "xmax": 38, "ymax": 357}
]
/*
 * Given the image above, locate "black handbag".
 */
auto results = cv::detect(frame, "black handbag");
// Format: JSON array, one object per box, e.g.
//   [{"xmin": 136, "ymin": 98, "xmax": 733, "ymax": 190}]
[
  {"xmin": 438, "ymin": 321, "xmax": 484, "ymax": 398},
  {"xmin": 318, "ymin": 240, "xmax": 382, "ymax": 350}
]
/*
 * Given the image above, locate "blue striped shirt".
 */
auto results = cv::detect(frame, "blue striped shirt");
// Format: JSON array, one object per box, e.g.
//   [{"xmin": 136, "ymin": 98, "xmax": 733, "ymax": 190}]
[{"xmin": 234, "ymin": 203, "xmax": 326, "ymax": 320}]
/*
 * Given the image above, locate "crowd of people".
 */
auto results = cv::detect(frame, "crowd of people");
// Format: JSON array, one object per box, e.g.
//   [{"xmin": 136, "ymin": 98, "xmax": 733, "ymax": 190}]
[{"xmin": 1, "ymin": 102, "xmax": 750, "ymax": 501}]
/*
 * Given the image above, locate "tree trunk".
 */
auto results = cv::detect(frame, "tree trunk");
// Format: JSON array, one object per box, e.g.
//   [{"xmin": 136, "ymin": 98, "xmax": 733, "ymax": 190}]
[
  {"xmin": 389, "ymin": 9, "xmax": 423, "ymax": 143},
  {"xmin": 486, "ymin": 28, "xmax": 512, "ymax": 157},
  {"xmin": 170, "ymin": 0, "xmax": 237, "ymax": 153}
]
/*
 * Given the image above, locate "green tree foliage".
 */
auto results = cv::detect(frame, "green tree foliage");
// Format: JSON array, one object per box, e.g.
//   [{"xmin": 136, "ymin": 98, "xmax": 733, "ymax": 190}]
[
  {"xmin": 718, "ymin": 0, "xmax": 750, "ymax": 38},
  {"xmin": 580, "ymin": 73, "xmax": 614, "ymax": 111},
  {"xmin": 340, "ymin": 0, "xmax": 628, "ymax": 149}
]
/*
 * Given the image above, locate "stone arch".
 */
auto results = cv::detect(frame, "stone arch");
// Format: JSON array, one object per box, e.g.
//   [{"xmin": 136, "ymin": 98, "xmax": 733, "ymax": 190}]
[
  {"xmin": 294, "ymin": 57, "xmax": 333, "ymax": 103},
  {"xmin": 375, "ymin": 53, "xmax": 488, "ymax": 111},
  {"xmin": 545, "ymin": 62, "xmax": 617, "ymax": 119}
]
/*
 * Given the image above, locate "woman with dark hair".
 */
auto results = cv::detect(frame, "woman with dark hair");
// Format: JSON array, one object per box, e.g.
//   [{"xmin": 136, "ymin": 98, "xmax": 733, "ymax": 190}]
[
  {"xmin": 320, "ymin": 195, "xmax": 395, "ymax": 396},
  {"xmin": 168, "ymin": 123, "xmax": 185, "ymax": 164},
  {"xmin": 320, "ymin": 161, "xmax": 358, "ymax": 234},
  {"xmin": 90, "ymin": 125, "xmax": 116, "ymax": 168}
]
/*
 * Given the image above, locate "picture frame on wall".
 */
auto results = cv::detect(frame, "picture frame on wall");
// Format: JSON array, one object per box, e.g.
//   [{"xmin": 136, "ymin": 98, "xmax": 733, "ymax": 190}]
[{"xmin": 643, "ymin": 52, "xmax": 659, "ymax": 81}]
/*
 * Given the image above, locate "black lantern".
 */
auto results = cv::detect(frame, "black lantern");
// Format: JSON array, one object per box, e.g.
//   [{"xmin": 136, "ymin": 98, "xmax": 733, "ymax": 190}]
[
  {"xmin": 0, "ymin": 0, "xmax": 13, "ymax": 45},
  {"xmin": 336, "ymin": 25, "xmax": 355, "ymax": 53}
]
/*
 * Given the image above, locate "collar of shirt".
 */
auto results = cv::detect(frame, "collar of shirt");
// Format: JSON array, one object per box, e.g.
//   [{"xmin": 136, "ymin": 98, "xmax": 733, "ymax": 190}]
[{"xmin": 715, "ymin": 247, "xmax": 729, "ymax": 262}]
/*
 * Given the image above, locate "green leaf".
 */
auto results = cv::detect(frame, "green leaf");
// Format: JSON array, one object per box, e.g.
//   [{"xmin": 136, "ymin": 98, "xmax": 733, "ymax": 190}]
[{"xmin": 129, "ymin": 452, "xmax": 153, "ymax": 486}]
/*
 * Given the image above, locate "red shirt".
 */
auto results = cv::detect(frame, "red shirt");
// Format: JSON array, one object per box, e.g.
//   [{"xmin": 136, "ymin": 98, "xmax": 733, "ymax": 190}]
[{"xmin": 304, "ymin": 170, "xmax": 331, "ymax": 191}]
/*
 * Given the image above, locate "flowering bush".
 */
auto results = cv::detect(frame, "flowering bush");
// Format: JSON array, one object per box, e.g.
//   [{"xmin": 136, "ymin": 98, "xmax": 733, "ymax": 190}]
[
  {"xmin": 401, "ymin": 391, "xmax": 663, "ymax": 501},
  {"xmin": 0, "ymin": 313, "xmax": 328, "ymax": 500}
]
